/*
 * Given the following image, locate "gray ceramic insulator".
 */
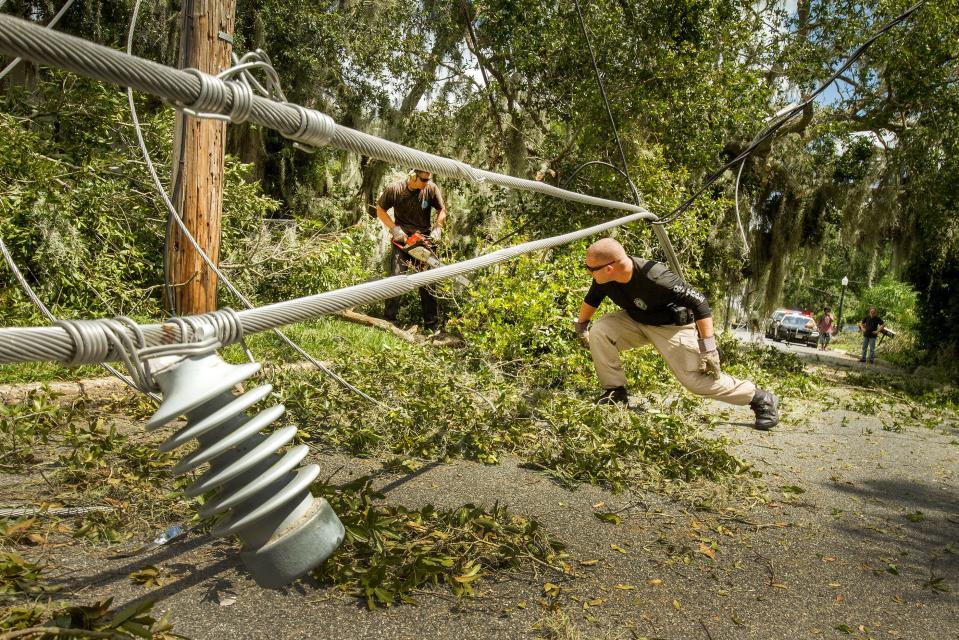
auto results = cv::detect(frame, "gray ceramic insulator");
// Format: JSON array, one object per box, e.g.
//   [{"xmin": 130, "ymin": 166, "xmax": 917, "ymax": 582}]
[{"xmin": 147, "ymin": 352, "xmax": 344, "ymax": 588}]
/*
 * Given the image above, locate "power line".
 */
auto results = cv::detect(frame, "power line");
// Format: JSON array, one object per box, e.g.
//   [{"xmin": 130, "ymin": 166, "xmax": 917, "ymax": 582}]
[
  {"xmin": 0, "ymin": 10, "xmax": 656, "ymax": 214},
  {"xmin": 571, "ymin": 0, "xmax": 640, "ymax": 207},
  {"xmin": 570, "ymin": 0, "xmax": 684, "ymax": 277},
  {"xmin": 0, "ymin": 207, "xmax": 656, "ymax": 366}
]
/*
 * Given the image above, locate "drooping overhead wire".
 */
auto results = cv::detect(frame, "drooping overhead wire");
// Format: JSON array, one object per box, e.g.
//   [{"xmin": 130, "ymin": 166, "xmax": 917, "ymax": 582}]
[
  {"xmin": 458, "ymin": 0, "xmax": 505, "ymax": 141},
  {"xmin": 733, "ymin": 159, "xmax": 748, "ymax": 253},
  {"xmin": 571, "ymin": 0, "xmax": 639, "ymax": 206},
  {"xmin": 570, "ymin": 0, "xmax": 684, "ymax": 278},
  {"xmin": 125, "ymin": 0, "xmax": 389, "ymax": 410},
  {"xmin": 0, "ymin": 12, "xmax": 664, "ymax": 219},
  {"xmin": 654, "ymin": 0, "xmax": 926, "ymax": 226},
  {"xmin": 561, "ymin": 160, "xmax": 631, "ymax": 191}
]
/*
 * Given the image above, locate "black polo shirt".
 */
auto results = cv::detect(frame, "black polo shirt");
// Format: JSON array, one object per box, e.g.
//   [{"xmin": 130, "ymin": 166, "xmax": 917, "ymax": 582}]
[{"xmin": 584, "ymin": 258, "xmax": 712, "ymax": 325}]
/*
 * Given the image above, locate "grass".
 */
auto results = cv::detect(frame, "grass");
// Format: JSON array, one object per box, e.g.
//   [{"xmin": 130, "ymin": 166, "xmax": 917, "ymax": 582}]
[
  {"xmin": 0, "ymin": 361, "xmax": 105, "ymax": 386},
  {"xmin": 223, "ymin": 316, "xmax": 405, "ymax": 363}
]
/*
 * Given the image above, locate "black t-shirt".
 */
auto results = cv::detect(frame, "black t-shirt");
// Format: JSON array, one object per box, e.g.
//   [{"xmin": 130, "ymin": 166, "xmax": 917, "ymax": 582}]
[
  {"xmin": 861, "ymin": 315, "xmax": 884, "ymax": 337},
  {"xmin": 377, "ymin": 180, "xmax": 445, "ymax": 234},
  {"xmin": 583, "ymin": 257, "xmax": 712, "ymax": 325}
]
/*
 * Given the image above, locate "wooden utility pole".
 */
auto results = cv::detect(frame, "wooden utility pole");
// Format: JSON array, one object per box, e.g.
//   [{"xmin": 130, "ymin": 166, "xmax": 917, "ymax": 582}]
[{"xmin": 168, "ymin": 0, "xmax": 237, "ymax": 315}]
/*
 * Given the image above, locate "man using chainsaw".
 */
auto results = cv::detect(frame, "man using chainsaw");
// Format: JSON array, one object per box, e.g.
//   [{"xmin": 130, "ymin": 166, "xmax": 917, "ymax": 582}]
[
  {"xmin": 574, "ymin": 238, "xmax": 779, "ymax": 430},
  {"xmin": 375, "ymin": 169, "xmax": 447, "ymax": 333}
]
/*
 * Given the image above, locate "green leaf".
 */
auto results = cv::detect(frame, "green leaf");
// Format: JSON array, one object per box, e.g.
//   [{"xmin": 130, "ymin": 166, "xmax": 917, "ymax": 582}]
[
  {"xmin": 594, "ymin": 511, "xmax": 622, "ymax": 525},
  {"xmin": 105, "ymin": 597, "xmax": 157, "ymax": 628}
]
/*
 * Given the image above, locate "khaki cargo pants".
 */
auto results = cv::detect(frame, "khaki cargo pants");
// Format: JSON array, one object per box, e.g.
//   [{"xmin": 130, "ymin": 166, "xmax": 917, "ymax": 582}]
[{"xmin": 589, "ymin": 311, "xmax": 756, "ymax": 405}]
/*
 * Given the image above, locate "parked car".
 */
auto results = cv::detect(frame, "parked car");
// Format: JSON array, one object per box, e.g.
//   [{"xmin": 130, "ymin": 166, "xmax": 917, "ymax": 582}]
[
  {"xmin": 775, "ymin": 314, "xmax": 819, "ymax": 346},
  {"xmin": 764, "ymin": 308, "xmax": 792, "ymax": 339}
]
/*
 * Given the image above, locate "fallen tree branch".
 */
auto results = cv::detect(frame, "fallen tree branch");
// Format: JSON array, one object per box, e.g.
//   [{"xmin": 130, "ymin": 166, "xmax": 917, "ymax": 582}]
[{"xmin": 335, "ymin": 309, "xmax": 425, "ymax": 344}]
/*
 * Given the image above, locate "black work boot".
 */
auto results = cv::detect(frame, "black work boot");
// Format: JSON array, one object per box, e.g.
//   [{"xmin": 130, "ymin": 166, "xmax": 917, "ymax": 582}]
[
  {"xmin": 596, "ymin": 386, "xmax": 629, "ymax": 406},
  {"xmin": 750, "ymin": 388, "xmax": 780, "ymax": 431}
]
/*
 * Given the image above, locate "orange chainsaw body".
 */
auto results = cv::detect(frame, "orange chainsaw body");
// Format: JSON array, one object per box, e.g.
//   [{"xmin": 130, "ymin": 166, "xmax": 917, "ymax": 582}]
[
  {"xmin": 391, "ymin": 231, "xmax": 470, "ymax": 286},
  {"xmin": 393, "ymin": 232, "xmax": 442, "ymax": 268}
]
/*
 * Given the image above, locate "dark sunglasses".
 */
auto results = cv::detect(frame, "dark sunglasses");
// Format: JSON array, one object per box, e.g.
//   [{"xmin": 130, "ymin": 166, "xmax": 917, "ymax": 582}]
[
  {"xmin": 415, "ymin": 174, "xmax": 432, "ymax": 183},
  {"xmin": 585, "ymin": 260, "xmax": 614, "ymax": 272}
]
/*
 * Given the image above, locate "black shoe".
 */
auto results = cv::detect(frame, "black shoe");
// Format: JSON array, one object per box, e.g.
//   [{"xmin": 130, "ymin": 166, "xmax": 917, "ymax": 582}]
[
  {"xmin": 858, "ymin": 359, "xmax": 866, "ymax": 363},
  {"xmin": 750, "ymin": 389, "xmax": 779, "ymax": 431},
  {"xmin": 596, "ymin": 386, "xmax": 629, "ymax": 406}
]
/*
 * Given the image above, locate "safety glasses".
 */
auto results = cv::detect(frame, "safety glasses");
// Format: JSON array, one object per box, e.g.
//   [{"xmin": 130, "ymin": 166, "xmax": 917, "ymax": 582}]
[{"xmin": 585, "ymin": 260, "xmax": 614, "ymax": 272}]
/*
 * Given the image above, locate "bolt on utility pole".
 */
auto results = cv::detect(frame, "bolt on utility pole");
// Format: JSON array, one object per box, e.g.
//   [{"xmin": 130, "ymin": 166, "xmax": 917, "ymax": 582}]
[{"xmin": 168, "ymin": 0, "xmax": 237, "ymax": 315}]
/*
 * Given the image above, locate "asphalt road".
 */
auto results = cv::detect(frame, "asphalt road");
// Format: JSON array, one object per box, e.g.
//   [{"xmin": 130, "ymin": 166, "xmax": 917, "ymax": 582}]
[
  {"xmin": 730, "ymin": 328, "xmax": 899, "ymax": 372},
  {"xmin": 43, "ymin": 397, "xmax": 958, "ymax": 640}
]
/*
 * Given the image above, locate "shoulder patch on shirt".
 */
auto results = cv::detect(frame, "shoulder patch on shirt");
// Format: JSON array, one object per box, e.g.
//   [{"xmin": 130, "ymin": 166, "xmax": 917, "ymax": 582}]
[
  {"xmin": 672, "ymin": 284, "xmax": 706, "ymax": 303},
  {"xmin": 633, "ymin": 297, "xmax": 647, "ymax": 310}
]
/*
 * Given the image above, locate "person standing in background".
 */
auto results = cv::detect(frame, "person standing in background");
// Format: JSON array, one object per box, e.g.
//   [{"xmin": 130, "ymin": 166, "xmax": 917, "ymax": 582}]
[
  {"xmin": 858, "ymin": 307, "xmax": 885, "ymax": 364},
  {"xmin": 817, "ymin": 307, "xmax": 834, "ymax": 351}
]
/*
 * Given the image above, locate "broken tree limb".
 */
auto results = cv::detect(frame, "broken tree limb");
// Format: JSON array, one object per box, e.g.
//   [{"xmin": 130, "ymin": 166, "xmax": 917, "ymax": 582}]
[{"xmin": 335, "ymin": 309, "xmax": 425, "ymax": 343}]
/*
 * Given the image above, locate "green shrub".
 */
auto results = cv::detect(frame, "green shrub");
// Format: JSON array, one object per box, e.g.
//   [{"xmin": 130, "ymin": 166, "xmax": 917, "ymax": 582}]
[{"xmin": 856, "ymin": 276, "xmax": 919, "ymax": 330}]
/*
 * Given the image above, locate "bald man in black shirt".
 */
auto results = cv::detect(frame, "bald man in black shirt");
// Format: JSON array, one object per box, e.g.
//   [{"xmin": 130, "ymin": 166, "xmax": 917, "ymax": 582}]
[{"xmin": 574, "ymin": 238, "xmax": 779, "ymax": 430}]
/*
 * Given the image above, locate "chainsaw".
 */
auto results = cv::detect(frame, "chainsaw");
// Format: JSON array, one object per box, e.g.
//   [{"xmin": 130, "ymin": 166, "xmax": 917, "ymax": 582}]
[{"xmin": 392, "ymin": 232, "xmax": 470, "ymax": 286}]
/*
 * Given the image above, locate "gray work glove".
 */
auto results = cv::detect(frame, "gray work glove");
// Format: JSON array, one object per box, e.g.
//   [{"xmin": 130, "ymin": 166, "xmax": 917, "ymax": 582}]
[
  {"xmin": 429, "ymin": 226, "xmax": 442, "ymax": 242},
  {"xmin": 390, "ymin": 226, "xmax": 408, "ymax": 243},
  {"xmin": 574, "ymin": 320, "xmax": 590, "ymax": 349},
  {"xmin": 697, "ymin": 335, "xmax": 721, "ymax": 379}
]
